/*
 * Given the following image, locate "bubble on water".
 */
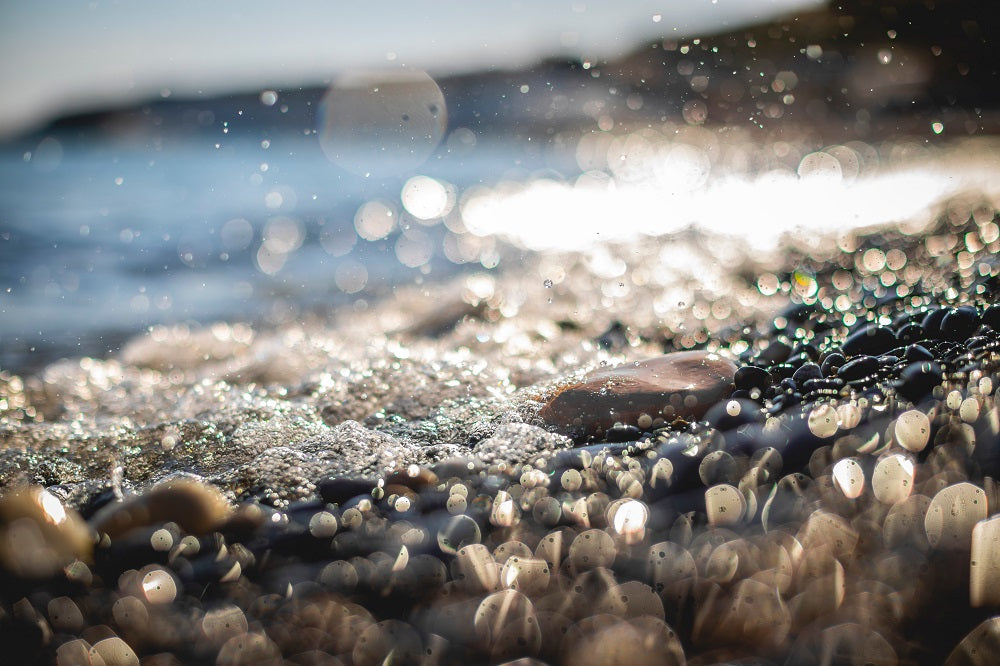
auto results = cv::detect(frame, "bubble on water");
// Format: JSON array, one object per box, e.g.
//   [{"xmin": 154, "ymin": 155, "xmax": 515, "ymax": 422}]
[
  {"xmin": 141, "ymin": 568, "xmax": 177, "ymax": 604},
  {"xmin": 895, "ymin": 410, "xmax": 931, "ymax": 452},
  {"xmin": 569, "ymin": 528, "xmax": 616, "ymax": 572},
  {"xmin": 799, "ymin": 509, "xmax": 858, "ymax": 558},
  {"xmin": 453, "ymin": 543, "xmax": 499, "ymax": 593},
  {"xmin": 335, "ymin": 260, "xmax": 369, "ymax": 294},
  {"xmin": 493, "ymin": 540, "xmax": 533, "ymax": 565},
  {"xmin": 402, "ymin": 175, "xmax": 453, "ymax": 220},
  {"xmin": 798, "ymin": 150, "xmax": 842, "ymax": 181},
  {"xmin": 259, "ymin": 90, "xmax": 278, "ymax": 106},
  {"xmin": 706, "ymin": 484, "xmax": 746, "ymax": 526},
  {"xmin": 700, "ymin": 450, "xmax": 740, "ymax": 486},
  {"xmin": 946, "ymin": 616, "xmax": 1000, "ymax": 664},
  {"xmin": 352, "ymin": 201, "xmax": 396, "ymax": 243},
  {"xmin": 56, "ymin": 639, "xmax": 92, "ymax": 666},
  {"xmin": 318, "ymin": 69, "xmax": 447, "ymax": 176},
  {"xmin": 48, "ymin": 596, "xmax": 85, "ymax": 633},
  {"xmin": 202, "ymin": 605, "xmax": 249, "ymax": 645},
  {"xmin": 501, "ymin": 556, "xmax": 550, "ymax": 595},
  {"xmin": 970, "ymin": 515, "xmax": 1000, "ymax": 607},
  {"xmin": 808, "ymin": 404, "xmax": 839, "ymax": 438},
  {"xmin": 561, "ymin": 469, "xmax": 583, "ymax": 492},
  {"xmin": 353, "ymin": 619, "xmax": 423, "ymax": 666},
  {"xmin": 308, "ymin": 510, "xmax": 338, "ymax": 538},
  {"xmin": 319, "ymin": 559, "xmax": 358, "ymax": 593},
  {"xmin": 437, "ymin": 514, "xmax": 481, "ymax": 556},
  {"xmin": 872, "ymin": 452, "xmax": 915, "ymax": 504},
  {"xmin": 609, "ymin": 498, "xmax": 649, "ymax": 543},
  {"xmin": 112, "ymin": 595, "xmax": 149, "ymax": 632},
  {"xmin": 532, "ymin": 495, "xmax": 562, "ymax": 526},
  {"xmin": 90, "ymin": 637, "xmax": 140, "ymax": 666},
  {"xmin": 832, "ymin": 458, "xmax": 865, "ymax": 499},
  {"xmin": 446, "ymin": 494, "xmax": 467, "ymax": 515},
  {"xmin": 925, "ymin": 482, "xmax": 987, "ymax": 550}
]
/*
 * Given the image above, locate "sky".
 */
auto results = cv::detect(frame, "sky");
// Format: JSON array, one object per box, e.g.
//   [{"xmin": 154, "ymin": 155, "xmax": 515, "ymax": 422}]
[{"xmin": 0, "ymin": 0, "xmax": 823, "ymax": 137}]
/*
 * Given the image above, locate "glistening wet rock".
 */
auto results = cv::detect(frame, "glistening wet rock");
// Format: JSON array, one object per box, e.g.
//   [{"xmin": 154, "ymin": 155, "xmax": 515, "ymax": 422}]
[{"xmin": 539, "ymin": 351, "xmax": 737, "ymax": 437}]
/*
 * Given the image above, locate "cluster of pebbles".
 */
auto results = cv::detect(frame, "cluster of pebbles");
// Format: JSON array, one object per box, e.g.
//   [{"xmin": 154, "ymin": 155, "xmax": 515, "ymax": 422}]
[{"xmin": 3, "ymin": 193, "xmax": 1000, "ymax": 663}]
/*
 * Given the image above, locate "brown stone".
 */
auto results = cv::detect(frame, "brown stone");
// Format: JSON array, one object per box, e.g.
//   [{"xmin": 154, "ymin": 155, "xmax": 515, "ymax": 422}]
[
  {"xmin": 0, "ymin": 486, "xmax": 94, "ymax": 577},
  {"xmin": 91, "ymin": 478, "xmax": 232, "ymax": 539},
  {"xmin": 539, "ymin": 351, "xmax": 738, "ymax": 437}
]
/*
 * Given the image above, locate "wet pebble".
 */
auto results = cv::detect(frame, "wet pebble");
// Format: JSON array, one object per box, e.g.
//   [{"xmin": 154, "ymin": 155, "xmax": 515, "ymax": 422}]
[
  {"xmin": 842, "ymin": 324, "xmax": 897, "ymax": 356},
  {"xmin": 90, "ymin": 478, "xmax": 231, "ymax": 539},
  {"xmin": 539, "ymin": 351, "xmax": 737, "ymax": 437}
]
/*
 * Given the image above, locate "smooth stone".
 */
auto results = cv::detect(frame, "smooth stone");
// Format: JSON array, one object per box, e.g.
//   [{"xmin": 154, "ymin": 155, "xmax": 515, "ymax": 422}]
[
  {"xmin": 318, "ymin": 477, "xmax": 378, "ymax": 505},
  {"xmin": 0, "ymin": 486, "xmax": 94, "ymax": 578},
  {"xmin": 820, "ymin": 352, "xmax": 846, "ymax": 377},
  {"xmin": 983, "ymin": 304, "xmax": 1000, "ymax": 331},
  {"xmin": 842, "ymin": 324, "xmax": 897, "ymax": 356},
  {"xmin": 792, "ymin": 362, "xmax": 822, "ymax": 385},
  {"xmin": 896, "ymin": 361, "xmax": 943, "ymax": 403},
  {"xmin": 921, "ymin": 308, "xmax": 948, "ymax": 338},
  {"xmin": 903, "ymin": 344, "xmax": 934, "ymax": 362},
  {"xmin": 90, "ymin": 478, "xmax": 231, "ymax": 539},
  {"xmin": 941, "ymin": 306, "xmax": 980, "ymax": 341},
  {"xmin": 896, "ymin": 322, "xmax": 925, "ymax": 344},
  {"xmin": 734, "ymin": 366, "xmax": 771, "ymax": 391},
  {"xmin": 539, "ymin": 351, "xmax": 738, "ymax": 437},
  {"xmin": 836, "ymin": 355, "xmax": 880, "ymax": 382}
]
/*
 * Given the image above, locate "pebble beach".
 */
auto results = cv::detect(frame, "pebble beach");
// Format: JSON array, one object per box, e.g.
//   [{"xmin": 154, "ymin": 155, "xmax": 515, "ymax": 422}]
[{"xmin": 3, "ymin": 128, "xmax": 1000, "ymax": 664}]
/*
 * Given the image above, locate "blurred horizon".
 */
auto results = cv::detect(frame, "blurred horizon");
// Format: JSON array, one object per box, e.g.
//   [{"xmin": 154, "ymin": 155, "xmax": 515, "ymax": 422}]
[{"xmin": 0, "ymin": 0, "xmax": 823, "ymax": 138}]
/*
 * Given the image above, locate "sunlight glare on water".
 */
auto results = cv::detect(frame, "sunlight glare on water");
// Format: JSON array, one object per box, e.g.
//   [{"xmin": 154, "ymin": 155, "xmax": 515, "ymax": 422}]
[{"xmin": 458, "ymin": 131, "xmax": 1000, "ymax": 255}]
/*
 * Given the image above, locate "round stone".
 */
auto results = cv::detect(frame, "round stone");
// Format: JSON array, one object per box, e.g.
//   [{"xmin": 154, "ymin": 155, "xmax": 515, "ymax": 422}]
[
  {"xmin": 90, "ymin": 478, "xmax": 231, "ymax": 539},
  {"xmin": 0, "ymin": 486, "xmax": 93, "ymax": 579},
  {"xmin": 539, "ymin": 351, "xmax": 738, "ymax": 436}
]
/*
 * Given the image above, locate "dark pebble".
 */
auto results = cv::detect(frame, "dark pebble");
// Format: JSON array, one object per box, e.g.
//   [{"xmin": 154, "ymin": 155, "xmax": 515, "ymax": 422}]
[
  {"xmin": 836, "ymin": 355, "xmax": 880, "ymax": 382},
  {"xmin": 895, "ymin": 361, "xmax": 943, "ymax": 402},
  {"xmin": 983, "ymin": 304, "xmax": 1000, "ymax": 331},
  {"xmin": 769, "ymin": 363, "xmax": 797, "ymax": 381},
  {"xmin": 780, "ymin": 377, "xmax": 798, "ymax": 392},
  {"xmin": 318, "ymin": 477, "xmax": 377, "ymax": 505},
  {"xmin": 604, "ymin": 424, "xmax": 643, "ymax": 442},
  {"xmin": 896, "ymin": 322, "xmax": 925, "ymax": 344},
  {"xmin": 820, "ymin": 352, "xmax": 846, "ymax": 376},
  {"xmin": 940, "ymin": 306, "xmax": 981, "ymax": 341},
  {"xmin": 921, "ymin": 308, "xmax": 948, "ymax": 338},
  {"xmin": 842, "ymin": 324, "xmax": 897, "ymax": 356},
  {"xmin": 802, "ymin": 377, "xmax": 844, "ymax": 393},
  {"xmin": 904, "ymin": 344, "xmax": 935, "ymax": 362},
  {"xmin": 792, "ymin": 362, "xmax": 822, "ymax": 384}
]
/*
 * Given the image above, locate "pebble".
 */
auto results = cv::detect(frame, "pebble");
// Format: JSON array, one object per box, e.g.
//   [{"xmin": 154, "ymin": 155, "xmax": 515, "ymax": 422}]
[
  {"xmin": 941, "ymin": 306, "xmax": 981, "ymax": 341},
  {"xmin": 734, "ymin": 365, "xmax": 771, "ymax": 391},
  {"xmin": 0, "ymin": 486, "xmax": 94, "ymax": 579},
  {"xmin": 836, "ymin": 355, "xmax": 880, "ymax": 382},
  {"xmin": 895, "ymin": 361, "xmax": 943, "ymax": 403},
  {"xmin": 90, "ymin": 478, "xmax": 231, "ymax": 539},
  {"xmin": 842, "ymin": 324, "xmax": 897, "ymax": 356},
  {"xmin": 539, "ymin": 351, "xmax": 738, "ymax": 436}
]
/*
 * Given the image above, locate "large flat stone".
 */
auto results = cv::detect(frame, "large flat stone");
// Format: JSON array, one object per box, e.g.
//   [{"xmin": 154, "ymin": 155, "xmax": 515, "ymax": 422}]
[{"xmin": 539, "ymin": 351, "xmax": 738, "ymax": 437}]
